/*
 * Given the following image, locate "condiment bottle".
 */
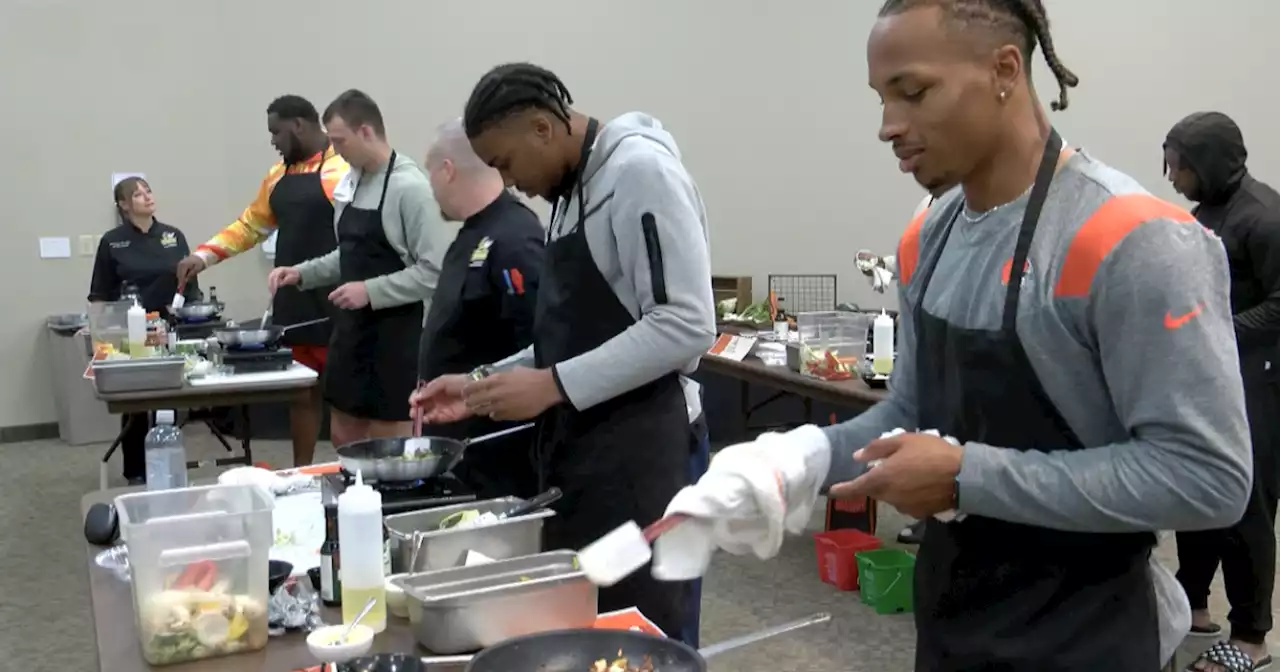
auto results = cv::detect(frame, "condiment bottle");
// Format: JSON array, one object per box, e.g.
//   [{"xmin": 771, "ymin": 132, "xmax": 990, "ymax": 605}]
[
  {"xmin": 319, "ymin": 502, "xmax": 342, "ymax": 607},
  {"xmin": 872, "ymin": 310, "xmax": 895, "ymax": 375},
  {"xmin": 126, "ymin": 299, "xmax": 147, "ymax": 356},
  {"xmin": 773, "ymin": 299, "xmax": 789, "ymax": 341},
  {"xmin": 337, "ymin": 470, "xmax": 386, "ymax": 632}
]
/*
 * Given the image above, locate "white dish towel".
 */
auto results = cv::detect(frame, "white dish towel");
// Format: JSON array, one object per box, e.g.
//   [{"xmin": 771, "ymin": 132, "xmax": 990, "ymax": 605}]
[{"xmin": 651, "ymin": 425, "xmax": 831, "ymax": 581}]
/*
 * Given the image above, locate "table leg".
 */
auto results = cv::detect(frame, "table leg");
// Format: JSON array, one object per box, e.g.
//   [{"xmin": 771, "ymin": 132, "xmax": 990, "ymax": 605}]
[
  {"xmin": 99, "ymin": 415, "xmax": 134, "ymax": 490},
  {"xmin": 183, "ymin": 405, "xmax": 254, "ymax": 470},
  {"xmin": 202, "ymin": 419, "xmax": 235, "ymax": 453},
  {"xmin": 240, "ymin": 404, "xmax": 253, "ymax": 466}
]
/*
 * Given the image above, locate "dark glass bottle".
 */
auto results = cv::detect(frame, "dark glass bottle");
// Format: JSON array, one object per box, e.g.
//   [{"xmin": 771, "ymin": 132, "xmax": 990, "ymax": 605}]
[{"xmin": 319, "ymin": 502, "xmax": 342, "ymax": 606}]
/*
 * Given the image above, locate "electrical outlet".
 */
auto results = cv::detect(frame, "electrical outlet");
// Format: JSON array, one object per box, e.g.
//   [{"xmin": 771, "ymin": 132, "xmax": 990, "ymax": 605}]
[{"xmin": 78, "ymin": 234, "xmax": 96, "ymax": 256}]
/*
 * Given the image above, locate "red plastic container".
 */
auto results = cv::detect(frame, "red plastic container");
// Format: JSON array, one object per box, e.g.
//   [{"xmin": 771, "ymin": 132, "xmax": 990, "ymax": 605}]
[{"xmin": 814, "ymin": 528, "xmax": 881, "ymax": 590}]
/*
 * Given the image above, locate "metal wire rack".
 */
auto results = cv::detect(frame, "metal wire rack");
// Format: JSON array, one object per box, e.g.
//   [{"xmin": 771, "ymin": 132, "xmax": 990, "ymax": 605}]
[{"xmin": 767, "ymin": 274, "xmax": 838, "ymax": 313}]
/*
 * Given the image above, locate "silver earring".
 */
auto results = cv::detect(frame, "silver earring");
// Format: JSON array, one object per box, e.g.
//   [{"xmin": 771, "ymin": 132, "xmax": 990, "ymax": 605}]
[{"xmin": 999, "ymin": 90, "xmax": 1008, "ymax": 101}]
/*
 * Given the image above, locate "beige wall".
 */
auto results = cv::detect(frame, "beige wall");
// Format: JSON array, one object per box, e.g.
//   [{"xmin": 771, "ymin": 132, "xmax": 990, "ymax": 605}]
[{"xmin": 1, "ymin": 0, "xmax": 1275, "ymax": 427}]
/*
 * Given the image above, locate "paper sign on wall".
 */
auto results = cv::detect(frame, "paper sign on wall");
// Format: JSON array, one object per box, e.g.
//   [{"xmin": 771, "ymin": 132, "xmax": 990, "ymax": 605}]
[
  {"xmin": 39, "ymin": 237, "xmax": 71, "ymax": 259},
  {"xmin": 111, "ymin": 172, "xmax": 146, "ymax": 189}
]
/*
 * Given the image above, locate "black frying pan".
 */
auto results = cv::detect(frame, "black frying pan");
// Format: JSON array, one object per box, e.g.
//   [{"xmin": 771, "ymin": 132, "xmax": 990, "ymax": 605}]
[{"xmin": 463, "ymin": 612, "xmax": 831, "ymax": 672}]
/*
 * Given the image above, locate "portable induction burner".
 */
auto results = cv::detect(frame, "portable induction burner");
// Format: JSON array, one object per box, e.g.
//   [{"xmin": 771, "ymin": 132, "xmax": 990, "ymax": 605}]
[
  {"xmin": 321, "ymin": 470, "xmax": 476, "ymax": 515},
  {"xmin": 221, "ymin": 345, "xmax": 294, "ymax": 374},
  {"xmin": 170, "ymin": 317, "xmax": 229, "ymax": 340}
]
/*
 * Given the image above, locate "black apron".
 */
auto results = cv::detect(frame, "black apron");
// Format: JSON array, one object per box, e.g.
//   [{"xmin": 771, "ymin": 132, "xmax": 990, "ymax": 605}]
[
  {"xmin": 268, "ymin": 149, "xmax": 339, "ymax": 346},
  {"xmin": 533, "ymin": 119, "xmax": 692, "ymax": 640},
  {"xmin": 912, "ymin": 130, "xmax": 1161, "ymax": 671},
  {"xmin": 418, "ymin": 216, "xmax": 538, "ymax": 499},
  {"xmin": 324, "ymin": 152, "xmax": 424, "ymax": 421}
]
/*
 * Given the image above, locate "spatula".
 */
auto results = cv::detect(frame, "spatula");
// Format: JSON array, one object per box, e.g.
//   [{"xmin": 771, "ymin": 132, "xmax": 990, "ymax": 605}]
[
  {"xmin": 577, "ymin": 513, "xmax": 690, "ymax": 587},
  {"xmin": 402, "ymin": 381, "xmax": 431, "ymax": 458}
]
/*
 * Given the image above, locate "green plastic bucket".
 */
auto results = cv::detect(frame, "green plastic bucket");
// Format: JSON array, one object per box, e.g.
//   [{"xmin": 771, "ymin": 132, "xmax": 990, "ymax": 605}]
[{"xmin": 855, "ymin": 548, "xmax": 916, "ymax": 614}]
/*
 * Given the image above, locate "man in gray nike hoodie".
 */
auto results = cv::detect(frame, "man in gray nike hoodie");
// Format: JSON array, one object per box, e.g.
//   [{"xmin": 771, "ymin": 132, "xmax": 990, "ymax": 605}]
[{"xmin": 411, "ymin": 63, "xmax": 716, "ymax": 643}]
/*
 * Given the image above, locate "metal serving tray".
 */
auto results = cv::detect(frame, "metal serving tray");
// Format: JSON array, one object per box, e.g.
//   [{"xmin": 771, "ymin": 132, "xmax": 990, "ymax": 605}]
[
  {"xmin": 92, "ymin": 357, "xmax": 186, "ymax": 394},
  {"xmin": 383, "ymin": 496, "xmax": 554, "ymax": 573},
  {"xmin": 393, "ymin": 550, "xmax": 597, "ymax": 654}
]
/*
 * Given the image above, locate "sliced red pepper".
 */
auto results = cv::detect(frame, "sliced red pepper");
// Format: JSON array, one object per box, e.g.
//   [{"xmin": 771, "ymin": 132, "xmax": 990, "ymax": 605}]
[
  {"xmin": 195, "ymin": 562, "xmax": 217, "ymax": 591},
  {"xmin": 174, "ymin": 560, "xmax": 217, "ymax": 590},
  {"xmin": 172, "ymin": 564, "xmax": 200, "ymax": 589}
]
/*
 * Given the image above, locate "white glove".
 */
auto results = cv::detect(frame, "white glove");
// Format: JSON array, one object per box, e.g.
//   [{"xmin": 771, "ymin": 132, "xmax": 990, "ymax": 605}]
[
  {"xmin": 651, "ymin": 425, "xmax": 831, "ymax": 581},
  {"xmin": 876, "ymin": 428, "xmax": 966, "ymax": 522},
  {"xmin": 870, "ymin": 266, "xmax": 895, "ymax": 294}
]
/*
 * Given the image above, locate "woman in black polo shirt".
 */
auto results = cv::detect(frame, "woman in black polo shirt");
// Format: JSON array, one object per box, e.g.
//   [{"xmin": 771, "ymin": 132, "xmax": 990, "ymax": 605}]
[{"xmin": 89, "ymin": 177, "xmax": 201, "ymax": 484}]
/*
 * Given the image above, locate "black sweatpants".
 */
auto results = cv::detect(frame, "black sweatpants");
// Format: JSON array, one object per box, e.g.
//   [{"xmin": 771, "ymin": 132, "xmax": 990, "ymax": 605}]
[{"xmin": 1176, "ymin": 364, "xmax": 1280, "ymax": 645}]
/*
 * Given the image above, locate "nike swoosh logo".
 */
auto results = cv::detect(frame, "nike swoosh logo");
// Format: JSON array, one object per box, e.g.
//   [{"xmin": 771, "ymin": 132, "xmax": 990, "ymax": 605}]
[{"xmin": 1164, "ymin": 305, "xmax": 1203, "ymax": 330}]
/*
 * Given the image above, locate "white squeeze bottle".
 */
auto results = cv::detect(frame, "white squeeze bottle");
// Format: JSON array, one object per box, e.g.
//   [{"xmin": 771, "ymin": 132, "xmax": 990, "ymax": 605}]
[
  {"xmin": 338, "ymin": 470, "xmax": 386, "ymax": 632},
  {"xmin": 872, "ymin": 310, "xmax": 895, "ymax": 375},
  {"xmin": 126, "ymin": 299, "xmax": 147, "ymax": 355}
]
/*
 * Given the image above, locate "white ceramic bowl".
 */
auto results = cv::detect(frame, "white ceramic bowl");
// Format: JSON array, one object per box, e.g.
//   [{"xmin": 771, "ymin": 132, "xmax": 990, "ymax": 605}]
[
  {"xmin": 385, "ymin": 574, "xmax": 409, "ymax": 618},
  {"xmin": 305, "ymin": 624, "xmax": 374, "ymax": 663}
]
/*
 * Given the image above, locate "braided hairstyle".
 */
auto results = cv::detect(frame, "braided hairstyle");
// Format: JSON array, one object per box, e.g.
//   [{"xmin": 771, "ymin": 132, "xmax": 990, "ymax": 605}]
[
  {"xmin": 463, "ymin": 63, "xmax": 574, "ymax": 138},
  {"xmin": 878, "ymin": 0, "xmax": 1080, "ymax": 111}
]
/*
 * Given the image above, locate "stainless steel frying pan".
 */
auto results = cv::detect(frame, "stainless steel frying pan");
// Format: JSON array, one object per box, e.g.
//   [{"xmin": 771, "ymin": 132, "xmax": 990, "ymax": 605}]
[
  {"xmin": 212, "ymin": 317, "xmax": 329, "ymax": 348},
  {"xmin": 335, "ymin": 423, "xmax": 535, "ymax": 482}
]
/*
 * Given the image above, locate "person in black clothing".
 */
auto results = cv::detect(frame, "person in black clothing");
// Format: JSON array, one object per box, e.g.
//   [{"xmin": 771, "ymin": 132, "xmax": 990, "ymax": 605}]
[
  {"xmin": 413, "ymin": 63, "xmax": 716, "ymax": 643},
  {"xmin": 1165, "ymin": 111, "xmax": 1280, "ymax": 671},
  {"xmin": 90, "ymin": 176, "xmax": 201, "ymax": 484},
  {"xmin": 414, "ymin": 118, "xmax": 544, "ymax": 499}
]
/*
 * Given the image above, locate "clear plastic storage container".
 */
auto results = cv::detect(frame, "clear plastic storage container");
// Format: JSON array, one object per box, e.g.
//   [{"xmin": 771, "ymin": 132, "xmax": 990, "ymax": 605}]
[
  {"xmin": 796, "ymin": 311, "xmax": 873, "ymax": 380},
  {"xmin": 88, "ymin": 300, "xmax": 134, "ymax": 353},
  {"xmin": 115, "ymin": 484, "xmax": 274, "ymax": 666}
]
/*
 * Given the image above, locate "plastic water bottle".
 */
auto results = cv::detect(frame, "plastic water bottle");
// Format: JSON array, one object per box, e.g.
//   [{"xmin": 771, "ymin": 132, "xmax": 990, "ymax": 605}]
[
  {"xmin": 338, "ymin": 470, "xmax": 386, "ymax": 632},
  {"xmin": 144, "ymin": 410, "xmax": 188, "ymax": 491}
]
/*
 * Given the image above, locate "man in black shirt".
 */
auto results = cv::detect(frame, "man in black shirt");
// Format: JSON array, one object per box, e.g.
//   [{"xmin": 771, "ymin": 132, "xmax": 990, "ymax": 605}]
[
  {"xmin": 413, "ymin": 118, "xmax": 544, "ymax": 498},
  {"xmin": 1165, "ymin": 111, "xmax": 1280, "ymax": 670}
]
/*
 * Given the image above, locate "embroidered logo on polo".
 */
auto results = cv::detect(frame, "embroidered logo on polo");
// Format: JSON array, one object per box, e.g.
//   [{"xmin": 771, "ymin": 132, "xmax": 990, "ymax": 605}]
[
  {"xmin": 999, "ymin": 257, "xmax": 1033, "ymax": 286},
  {"xmin": 469, "ymin": 236, "xmax": 493, "ymax": 268},
  {"xmin": 160, "ymin": 231, "xmax": 178, "ymax": 248}
]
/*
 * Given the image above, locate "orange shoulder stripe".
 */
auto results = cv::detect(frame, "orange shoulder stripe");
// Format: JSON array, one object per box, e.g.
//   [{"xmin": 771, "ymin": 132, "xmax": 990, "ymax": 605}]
[
  {"xmin": 897, "ymin": 209, "xmax": 927, "ymax": 285},
  {"xmin": 1053, "ymin": 193, "xmax": 1197, "ymax": 297}
]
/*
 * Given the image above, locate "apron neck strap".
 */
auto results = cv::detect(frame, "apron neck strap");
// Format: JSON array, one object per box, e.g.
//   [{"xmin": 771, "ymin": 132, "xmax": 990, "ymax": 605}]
[{"xmin": 1000, "ymin": 129, "xmax": 1063, "ymax": 331}]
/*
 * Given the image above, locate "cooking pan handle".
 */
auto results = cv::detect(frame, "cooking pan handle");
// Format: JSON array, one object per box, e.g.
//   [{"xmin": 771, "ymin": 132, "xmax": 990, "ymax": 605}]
[
  {"xmin": 697, "ymin": 612, "xmax": 832, "ymax": 660},
  {"xmin": 501, "ymin": 487, "xmax": 562, "ymax": 519},
  {"xmin": 278, "ymin": 317, "xmax": 331, "ymax": 332},
  {"xmin": 463, "ymin": 422, "xmax": 535, "ymax": 446}
]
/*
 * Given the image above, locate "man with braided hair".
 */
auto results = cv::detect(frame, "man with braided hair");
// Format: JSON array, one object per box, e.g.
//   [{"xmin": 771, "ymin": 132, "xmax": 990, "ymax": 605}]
[
  {"xmin": 645, "ymin": 1, "xmax": 1252, "ymax": 669},
  {"xmin": 412, "ymin": 63, "xmax": 716, "ymax": 642}
]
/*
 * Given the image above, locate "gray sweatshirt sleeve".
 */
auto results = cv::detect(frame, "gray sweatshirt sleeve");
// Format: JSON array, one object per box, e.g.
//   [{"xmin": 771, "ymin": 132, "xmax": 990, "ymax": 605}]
[
  {"xmin": 364, "ymin": 182, "xmax": 450, "ymax": 310},
  {"xmin": 551, "ymin": 156, "xmax": 717, "ymax": 411},
  {"xmin": 958, "ymin": 218, "xmax": 1252, "ymax": 532},
  {"xmin": 490, "ymin": 345, "xmax": 535, "ymax": 372},
  {"xmin": 822, "ymin": 278, "xmax": 919, "ymax": 487},
  {"xmin": 295, "ymin": 248, "xmax": 341, "ymax": 289}
]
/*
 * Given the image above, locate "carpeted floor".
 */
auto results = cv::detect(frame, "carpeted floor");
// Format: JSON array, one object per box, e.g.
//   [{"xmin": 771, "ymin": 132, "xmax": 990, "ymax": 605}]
[{"xmin": 0, "ymin": 427, "xmax": 1268, "ymax": 671}]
